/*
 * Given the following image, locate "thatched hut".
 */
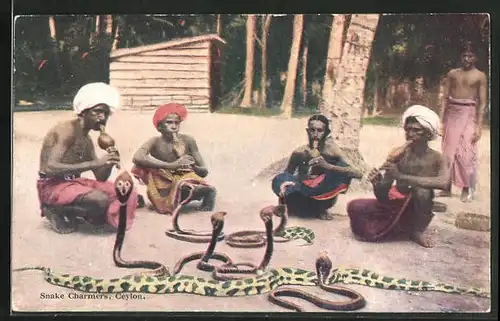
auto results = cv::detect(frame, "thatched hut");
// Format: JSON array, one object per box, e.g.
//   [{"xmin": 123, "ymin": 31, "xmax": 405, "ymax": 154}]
[{"xmin": 109, "ymin": 34, "xmax": 225, "ymax": 113}]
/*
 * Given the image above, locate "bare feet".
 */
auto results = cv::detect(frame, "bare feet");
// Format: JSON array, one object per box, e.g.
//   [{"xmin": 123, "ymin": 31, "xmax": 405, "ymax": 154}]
[
  {"xmin": 460, "ymin": 188, "xmax": 473, "ymax": 203},
  {"xmin": 136, "ymin": 194, "xmax": 146, "ymax": 208},
  {"xmin": 410, "ymin": 231, "xmax": 434, "ymax": 248},
  {"xmin": 279, "ymin": 181, "xmax": 296, "ymax": 197},
  {"xmin": 198, "ymin": 187, "xmax": 216, "ymax": 212},
  {"xmin": 44, "ymin": 207, "xmax": 78, "ymax": 234},
  {"xmin": 318, "ymin": 211, "xmax": 334, "ymax": 221}
]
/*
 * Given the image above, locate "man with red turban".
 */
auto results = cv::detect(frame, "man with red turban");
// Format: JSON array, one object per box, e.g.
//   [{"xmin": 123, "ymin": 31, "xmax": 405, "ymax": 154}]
[{"xmin": 131, "ymin": 103, "xmax": 216, "ymax": 214}]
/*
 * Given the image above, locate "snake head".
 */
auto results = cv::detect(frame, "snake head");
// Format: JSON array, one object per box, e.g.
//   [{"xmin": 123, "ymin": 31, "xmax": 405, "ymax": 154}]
[
  {"xmin": 315, "ymin": 251, "xmax": 332, "ymax": 284},
  {"xmin": 211, "ymin": 211, "xmax": 227, "ymax": 226},
  {"xmin": 114, "ymin": 171, "xmax": 134, "ymax": 204},
  {"xmin": 259, "ymin": 206, "xmax": 275, "ymax": 223},
  {"xmin": 271, "ymin": 204, "xmax": 286, "ymax": 217}
]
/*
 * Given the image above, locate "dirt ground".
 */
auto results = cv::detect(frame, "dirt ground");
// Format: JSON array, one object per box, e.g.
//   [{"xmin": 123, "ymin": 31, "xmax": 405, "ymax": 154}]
[{"xmin": 11, "ymin": 110, "xmax": 491, "ymax": 313}]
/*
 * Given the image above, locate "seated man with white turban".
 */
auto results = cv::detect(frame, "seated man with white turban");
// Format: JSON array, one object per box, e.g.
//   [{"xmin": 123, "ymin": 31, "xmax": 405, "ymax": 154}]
[
  {"xmin": 347, "ymin": 105, "xmax": 450, "ymax": 248},
  {"xmin": 131, "ymin": 103, "xmax": 216, "ymax": 215},
  {"xmin": 37, "ymin": 82, "xmax": 139, "ymax": 234}
]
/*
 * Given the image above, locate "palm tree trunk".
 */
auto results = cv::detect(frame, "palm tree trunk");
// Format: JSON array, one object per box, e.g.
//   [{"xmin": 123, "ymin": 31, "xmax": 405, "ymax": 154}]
[
  {"xmin": 280, "ymin": 14, "xmax": 304, "ymax": 118},
  {"xmin": 259, "ymin": 15, "xmax": 272, "ymax": 108},
  {"xmin": 48, "ymin": 16, "xmax": 63, "ymax": 87},
  {"xmin": 106, "ymin": 15, "xmax": 113, "ymax": 35},
  {"xmin": 301, "ymin": 39, "xmax": 309, "ymax": 107},
  {"xmin": 112, "ymin": 24, "xmax": 120, "ymax": 50},
  {"xmin": 320, "ymin": 14, "xmax": 346, "ymax": 114},
  {"xmin": 327, "ymin": 14, "xmax": 380, "ymax": 149},
  {"xmin": 216, "ymin": 14, "xmax": 221, "ymax": 36},
  {"xmin": 240, "ymin": 14, "xmax": 257, "ymax": 108}
]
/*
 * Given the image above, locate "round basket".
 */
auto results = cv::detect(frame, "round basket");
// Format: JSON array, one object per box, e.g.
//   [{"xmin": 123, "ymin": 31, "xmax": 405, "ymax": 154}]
[{"xmin": 454, "ymin": 212, "xmax": 490, "ymax": 232}]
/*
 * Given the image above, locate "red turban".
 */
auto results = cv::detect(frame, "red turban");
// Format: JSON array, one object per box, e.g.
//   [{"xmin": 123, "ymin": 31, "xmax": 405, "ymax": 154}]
[{"xmin": 152, "ymin": 103, "xmax": 188, "ymax": 128}]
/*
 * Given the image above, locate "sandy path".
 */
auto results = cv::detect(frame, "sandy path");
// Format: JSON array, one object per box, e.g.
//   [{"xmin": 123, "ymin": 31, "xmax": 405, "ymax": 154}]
[{"xmin": 11, "ymin": 110, "xmax": 491, "ymax": 312}]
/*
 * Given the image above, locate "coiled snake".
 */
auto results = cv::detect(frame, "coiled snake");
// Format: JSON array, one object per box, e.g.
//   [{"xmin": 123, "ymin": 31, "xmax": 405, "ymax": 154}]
[
  {"xmin": 224, "ymin": 204, "xmax": 315, "ymax": 248},
  {"xmin": 165, "ymin": 181, "xmax": 225, "ymax": 243},
  {"xmin": 13, "ymin": 171, "xmax": 490, "ymax": 312}
]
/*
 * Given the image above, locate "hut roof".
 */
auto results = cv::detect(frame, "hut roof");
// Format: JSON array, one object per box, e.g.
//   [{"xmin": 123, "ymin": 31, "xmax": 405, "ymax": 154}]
[{"xmin": 110, "ymin": 34, "xmax": 226, "ymax": 59}]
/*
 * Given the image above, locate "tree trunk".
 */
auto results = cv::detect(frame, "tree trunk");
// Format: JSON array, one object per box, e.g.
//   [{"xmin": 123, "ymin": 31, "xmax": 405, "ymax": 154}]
[
  {"xmin": 240, "ymin": 14, "xmax": 257, "ymax": 108},
  {"xmin": 48, "ymin": 16, "xmax": 63, "ymax": 88},
  {"xmin": 105, "ymin": 15, "xmax": 113, "ymax": 35},
  {"xmin": 326, "ymin": 14, "xmax": 380, "ymax": 149},
  {"xmin": 259, "ymin": 15, "xmax": 272, "ymax": 108},
  {"xmin": 216, "ymin": 14, "xmax": 221, "ymax": 36},
  {"xmin": 96, "ymin": 15, "xmax": 101, "ymax": 36},
  {"xmin": 112, "ymin": 24, "xmax": 120, "ymax": 51},
  {"xmin": 280, "ymin": 14, "xmax": 304, "ymax": 118},
  {"xmin": 320, "ymin": 14, "xmax": 346, "ymax": 114},
  {"xmin": 301, "ymin": 39, "xmax": 309, "ymax": 107},
  {"xmin": 370, "ymin": 74, "xmax": 382, "ymax": 116}
]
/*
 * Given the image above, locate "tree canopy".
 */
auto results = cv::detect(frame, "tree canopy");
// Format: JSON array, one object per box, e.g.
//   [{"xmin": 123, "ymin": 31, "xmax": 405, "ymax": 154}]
[{"xmin": 13, "ymin": 14, "xmax": 490, "ymax": 116}]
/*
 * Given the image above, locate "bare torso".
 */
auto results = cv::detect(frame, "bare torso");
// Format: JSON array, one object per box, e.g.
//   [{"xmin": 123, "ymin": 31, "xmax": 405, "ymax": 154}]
[
  {"xmin": 150, "ymin": 134, "xmax": 194, "ymax": 162},
  {"xmin": 395, "ymin": 148, "xmax": 443, "ymax": 194},
  {"xmin": 39, "ymin": 120, "xmax": 94, "ymax": 174},
  {"xmin": 448, "ymin": 67, "xmax": 485, "ymax": 99},
  {"xmin": 290, "ymin": 139, "xmax": 346, "ymax": 181}
]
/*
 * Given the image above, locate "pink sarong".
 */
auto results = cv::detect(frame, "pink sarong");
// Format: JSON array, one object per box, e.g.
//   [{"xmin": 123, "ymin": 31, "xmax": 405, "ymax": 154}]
[
  {"xmin": 37, "ymin": 177, "xmax": 138, "ymax": 230},
  {"xmin": 441, "ymin": 97, "xmax": 478, "ymax": 189}
]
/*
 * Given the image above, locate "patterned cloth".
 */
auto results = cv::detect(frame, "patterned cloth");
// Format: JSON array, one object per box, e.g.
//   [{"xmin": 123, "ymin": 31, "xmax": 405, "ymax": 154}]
[
  {"xmin": 271, "ymin": 159, "xmax": 352, "ymax": 212},
  {"xmin": 441, "ymin": 97, "xmax": 478, "ymax": 189},
  {"xmin": 36, "ymin": 176, "xmax": 138, "ymax": 230},
  {"xmin": 131, "ymin": 166, "xmax": 210, "ymax": 215}
]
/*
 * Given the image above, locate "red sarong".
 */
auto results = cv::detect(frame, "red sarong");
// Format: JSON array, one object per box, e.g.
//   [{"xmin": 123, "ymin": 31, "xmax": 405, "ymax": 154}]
[
  {"xmin": 36, "ymin": 177, "xmax": 138, "ymax": 230},
  {"xmin": 347, "ymin": 185, "xmax": 413, "ymax": 242},
  {"xmin": 441, "ymin": 97, "xmax": 478, "ymax": 188}
]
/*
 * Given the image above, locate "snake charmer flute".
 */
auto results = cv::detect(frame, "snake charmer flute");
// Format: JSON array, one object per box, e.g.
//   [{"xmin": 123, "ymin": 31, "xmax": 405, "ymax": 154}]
[{"xmin": 98, "ymin": 125, "xmax": 121, "ymax": 169}]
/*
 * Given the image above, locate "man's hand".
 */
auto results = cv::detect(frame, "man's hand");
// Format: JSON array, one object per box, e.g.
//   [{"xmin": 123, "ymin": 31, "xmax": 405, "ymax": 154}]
[
  {"xmin": 472, "ymin": 127, "xmax": 482, "ymax": 143},
  {"xmin": 95, "ymin": 152, "xmax": 120, "ymax": 168},
  {"xmin": 279, "ymin": 181, "xmax": 295, "ymax": 197},
  {"xmin": 177, "ymin": 165, "xmax": 195, "ymax": 173},
  {"xmin": 379, "ymin": 161, "xmax": 400, "ymax": 180},
  {"xmin": 105, "ymin": 146, "xmax": 120, "ymax": 156},
  {"xmin": 366, "ymin": 167, "xmax": 382, "ymax": 184},
  {"xmin": 176, "ymin": 155, "xmax": 195, "ymax": 166},
  {"xmin": 308, "ymin": 156, "xmax": 329, "ymax": 169},
  {"xmin": 173, "ymin": 155, "xmax": 196, "ymax": 171}
]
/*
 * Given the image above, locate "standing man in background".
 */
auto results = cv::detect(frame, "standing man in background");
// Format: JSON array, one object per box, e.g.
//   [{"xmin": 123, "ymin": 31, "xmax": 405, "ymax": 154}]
[{"xmin": 438, "ymin": 41, "xmax": 488, "ymax": 202}]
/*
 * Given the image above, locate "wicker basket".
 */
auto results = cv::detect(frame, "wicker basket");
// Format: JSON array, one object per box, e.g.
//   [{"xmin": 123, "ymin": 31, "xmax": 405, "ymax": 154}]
[{"xmin": 454, "ymin": 212, "xmax": 490, "ymax": 232}]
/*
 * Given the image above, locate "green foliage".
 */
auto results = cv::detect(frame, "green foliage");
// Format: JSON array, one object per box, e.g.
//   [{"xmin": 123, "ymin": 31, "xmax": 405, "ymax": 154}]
[
  {"xmin": 361, "ymin": 116, "xmax": 400, "ymax": 127},
  {"xmin": 216, "ymin": 106, "xmax": 281, "ymax": 117},
  {"xmin": 13, "ymin": 13, "xmax": 490, "ymax": 116}
]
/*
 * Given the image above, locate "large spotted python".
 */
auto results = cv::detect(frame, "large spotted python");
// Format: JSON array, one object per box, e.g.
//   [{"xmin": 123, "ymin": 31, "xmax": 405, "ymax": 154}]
[{"xmin": 13, "ymin": 171, "xmax": 490, "ymax": 312}]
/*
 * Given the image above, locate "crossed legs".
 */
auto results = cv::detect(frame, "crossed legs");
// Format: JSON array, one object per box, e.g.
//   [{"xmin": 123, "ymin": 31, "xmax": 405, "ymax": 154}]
[{"xmin": 44, "ymin": 190, "xmax": 110, "ymax": 234}]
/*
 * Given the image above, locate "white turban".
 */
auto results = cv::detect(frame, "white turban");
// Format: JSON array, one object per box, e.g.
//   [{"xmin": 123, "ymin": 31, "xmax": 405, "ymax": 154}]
[
  {"xmin": 402, "ymin": 105, "xmax": 441, "ymax": 140},
  {"xmin": 73, "ymin": 82, "xmax": 121, "ymax": 115}
]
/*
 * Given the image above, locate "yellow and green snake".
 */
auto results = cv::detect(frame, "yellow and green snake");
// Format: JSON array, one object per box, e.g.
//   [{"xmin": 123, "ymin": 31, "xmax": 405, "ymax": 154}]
[{"xmin": 13, "ymin": 171, "xmax": 490, "ymax": 312}]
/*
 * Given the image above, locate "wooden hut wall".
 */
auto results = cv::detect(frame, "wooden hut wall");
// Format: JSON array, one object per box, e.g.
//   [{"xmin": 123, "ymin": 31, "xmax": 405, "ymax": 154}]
[{"xmin": 110, "ymin": 41, "xmax": 212, "ymax": 112}]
